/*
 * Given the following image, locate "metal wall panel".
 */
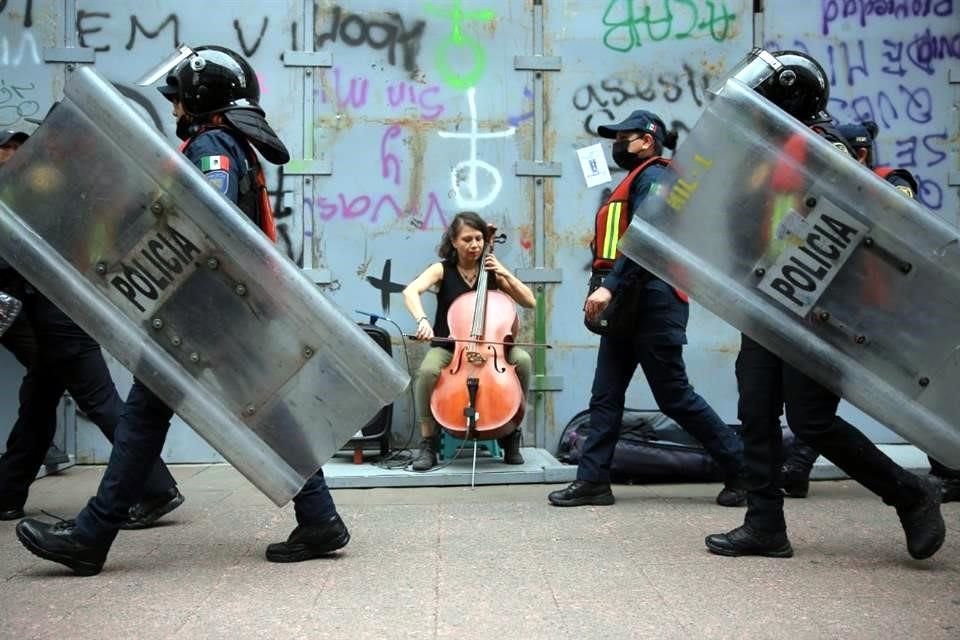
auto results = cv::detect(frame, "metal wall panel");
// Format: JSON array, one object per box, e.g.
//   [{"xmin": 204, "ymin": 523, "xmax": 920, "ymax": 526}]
[{"xmin": 1, "ymin": 0, "xmax": 955, "ymax": 461}]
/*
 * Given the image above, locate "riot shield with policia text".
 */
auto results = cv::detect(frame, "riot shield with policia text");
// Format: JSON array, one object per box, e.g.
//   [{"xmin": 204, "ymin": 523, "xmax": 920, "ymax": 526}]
[
  {"xmin": 0, "ymin": 65, "xmax": 410, "ymax": 505},
  {"xmin": 619, "ymin": 67, "xmax": 960, "ymax": 467}
]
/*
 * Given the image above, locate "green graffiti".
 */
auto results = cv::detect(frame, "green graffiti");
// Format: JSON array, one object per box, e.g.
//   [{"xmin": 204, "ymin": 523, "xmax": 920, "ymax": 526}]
[
  {"xmin": 602, "ymin": 0, "xmax": 737, "ymax": 53},
  {"xmin": 426, "ymin": 0, "xmax": 495, "ymax": 90}
]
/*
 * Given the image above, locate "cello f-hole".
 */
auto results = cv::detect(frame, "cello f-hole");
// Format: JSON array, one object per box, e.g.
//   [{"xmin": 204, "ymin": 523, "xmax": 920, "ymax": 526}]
[
  {"xmin": 448, "ymin": 347, "xmax": 466, "ymax": 375},
  {"xmin": 488, "ymin": 344, "xmax": 507, "ymax": 373}
]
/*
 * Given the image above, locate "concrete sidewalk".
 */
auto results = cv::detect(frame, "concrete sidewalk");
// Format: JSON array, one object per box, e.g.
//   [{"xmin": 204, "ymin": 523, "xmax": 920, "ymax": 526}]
[{"xmin": 1, "ymin": 465, "xmax": 957, "ymax": 640}]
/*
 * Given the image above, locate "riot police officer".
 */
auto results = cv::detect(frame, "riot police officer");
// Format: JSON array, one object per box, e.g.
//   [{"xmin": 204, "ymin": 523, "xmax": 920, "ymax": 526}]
[
  {"xmin": 16, "ymin": 46, "xmax": 348, "ymax": 576},
  {"xmin": 0, "ymin": 129, "xmax": 183, "ymax": 527},
  {"xmin": 704, "ymin": 50, "xmax": 945, "ymax": 560},
  {"xmin": 548, "ymin": 109, "xmax": 746, "ymax": 509},
  {"xmin": 781, "ymin": 120, "xmax": 960, "ymax": 504}
]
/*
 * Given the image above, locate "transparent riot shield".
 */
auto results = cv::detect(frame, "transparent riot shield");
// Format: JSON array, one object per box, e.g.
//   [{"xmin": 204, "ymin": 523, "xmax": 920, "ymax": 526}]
[
  {"xmin": 0, "ymin": 66, "xmax": 410, "ymax": 504},
  {"xmin": 619, "ymin": 77, "xmax": 960, "ymax": 467}
]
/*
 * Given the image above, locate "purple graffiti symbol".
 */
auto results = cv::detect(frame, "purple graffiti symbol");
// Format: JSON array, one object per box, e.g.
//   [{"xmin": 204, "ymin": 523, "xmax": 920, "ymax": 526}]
[{"xmin": 380, "ymin": 125, "xmax": 403, "ymax": 185}]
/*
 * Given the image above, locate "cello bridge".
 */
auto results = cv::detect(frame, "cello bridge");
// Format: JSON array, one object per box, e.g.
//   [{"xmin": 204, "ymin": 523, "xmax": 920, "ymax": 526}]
[{"xmin": 466, "ymin": 350, "xmax": 486, "ymax": 365}]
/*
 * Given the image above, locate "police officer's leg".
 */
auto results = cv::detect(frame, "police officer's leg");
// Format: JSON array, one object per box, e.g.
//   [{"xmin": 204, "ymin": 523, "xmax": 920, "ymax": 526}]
[
  {"xmin": 30, "ymin": 296, "xmax": 179, "ymax": 506},
  {"xmin": 636, "ymin": 341, "xmax": 743, "ymax": 478},
  {"xmin": 705, "ymin": 335, "xmax": 793, "ymax": 557},
  {"xmin": 73, "ymin": 379, "xmax": 176, "ymax": 545},
  {"xmin": 548, "ymin": 334, "xmax": 635, "ymax": 506},
  {"xmin": 265, "ymin": 469, "xmax": 350, "ymax": 563},
  {"xmin": 635, "ymin": 340, "xmax": 745, "ymax": 505},
  {"xmin": 782, "ymin": 363, "xmax": 944, "ymax": 559},
  {"xmin": 16, "ymin": 379, "xmax": 174, "ymax": 575},
  {"xmin": 783, "ymin": 364, "xmax": 921, "ymax": 506},
  {"xmin": 781, "ymin": 435, "xmax": 820, "ymax": 498},
  {"xmin": 0, "ymin": 313, "xmax": 62, "ymax": 516},
  {"xmin": 928, "ymin": 457, "xmax": 960, "ymax": 503},
  {"xmin": 577, "ymin": 335, "xmax": 637, "ymax": 483}
]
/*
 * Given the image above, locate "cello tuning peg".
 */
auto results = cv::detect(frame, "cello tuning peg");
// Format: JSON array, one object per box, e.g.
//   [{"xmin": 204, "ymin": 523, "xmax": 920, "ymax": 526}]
[{"xmin": 494, "ymin": 233, "xmax": 507, "ymax": 244}]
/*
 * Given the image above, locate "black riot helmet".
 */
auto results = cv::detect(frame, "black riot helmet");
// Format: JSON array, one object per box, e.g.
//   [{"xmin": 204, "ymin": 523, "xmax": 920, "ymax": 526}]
[
  {"xmin": 728, "ymin": 49, "xmax": 831, "ymax": 125},
  {"xmin": 157, "ymin": 45, "xmax": 259, "ymax": 116},
  {"xmin": 137, "ymin": 45, "xmax": 289, "ymax": 164}
]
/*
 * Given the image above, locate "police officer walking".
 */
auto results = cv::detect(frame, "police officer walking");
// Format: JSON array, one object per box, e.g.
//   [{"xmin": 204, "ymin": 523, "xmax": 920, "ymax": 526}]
[
  {"xmin": 0, "ymin": 129, "xmax": 183, "ymax": 527},
  {"xmin": 781, "ymin": 120, "xmax": 960, "ymax": 504},
  {"xmin": 703, "ymin": 50, "xmax": 946, "ymax": 560},
  {"xmin": 548, "ymin": 109, "xmax": 746, "ymax": 509},
  {"xmin": 15, "ymin": 46, "xmax": 349, "ymax": 576}
]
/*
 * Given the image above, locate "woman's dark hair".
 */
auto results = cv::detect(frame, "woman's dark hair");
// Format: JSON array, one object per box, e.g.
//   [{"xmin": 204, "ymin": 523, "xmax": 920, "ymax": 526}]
[{"xmin": 437, "ymin": 211, "xmax": 489, "ymax": 261}]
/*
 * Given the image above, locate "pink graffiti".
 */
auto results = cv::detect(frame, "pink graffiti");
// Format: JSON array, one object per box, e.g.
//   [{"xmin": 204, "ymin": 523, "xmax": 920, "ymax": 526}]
[
  {"xmin": 381, "ymin": 124, "xmax": 402, "ymax": 185},
  {"xmin": 318, "ymin": 67, "xmax": 370, "ymax": 109},
  {"xmin": 303, "ymin": 191, "xmax": 447, "ymax": 228},
  {"xmin": 385, "ymin": 80, "xmax": 444, "ymax": 120}
]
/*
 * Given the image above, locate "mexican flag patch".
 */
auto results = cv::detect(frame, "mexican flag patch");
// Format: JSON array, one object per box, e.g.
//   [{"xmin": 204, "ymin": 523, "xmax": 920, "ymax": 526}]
[{"xmin": 200, "ymin": 155, "xmax": 231, "ymax": 171}]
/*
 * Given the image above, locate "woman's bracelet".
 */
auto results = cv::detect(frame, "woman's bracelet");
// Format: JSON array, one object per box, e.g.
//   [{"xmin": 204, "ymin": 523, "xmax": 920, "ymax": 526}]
[{"xmin": 416, "ymin": 316, "xmax": 428, "ymax": 325}]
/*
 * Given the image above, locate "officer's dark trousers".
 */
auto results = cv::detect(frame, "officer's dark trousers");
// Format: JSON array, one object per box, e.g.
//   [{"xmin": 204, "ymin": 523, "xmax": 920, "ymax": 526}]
[
  {"xmin": 74, "ymin": 379, "xmax": 338, "ymax": 545},
  {"xmin": 0, "ymin": 294, "xmax": 176, "ymax": 510},
  {"xmin": 788, "ymin": 436, "xmax": 959, "ymax": 479},
  {"xmin": 576, "ymin": 292, "xmax": 743, "ymax": 484},
  {"xmin": 736, "ymin": 335, "xmax": 926, "ymax": 533}
]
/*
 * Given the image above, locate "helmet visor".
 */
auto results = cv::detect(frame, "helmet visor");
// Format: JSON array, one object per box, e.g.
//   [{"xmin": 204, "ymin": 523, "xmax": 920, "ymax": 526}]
[
  {"xmin": 136, "ymin": 45, "xmax": 196, "ymax": 87},
  {"xmin": 714, "ymin": 48, "xmax": 780, "ymax": 95}
]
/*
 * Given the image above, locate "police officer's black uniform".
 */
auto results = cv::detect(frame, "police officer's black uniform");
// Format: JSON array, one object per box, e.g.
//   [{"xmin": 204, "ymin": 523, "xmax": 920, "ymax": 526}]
[
  {"xmin": 15, "ymin": 46, "xmax": 349, "ymax": 576},
  {"xmin": 548, "ymin": 110, "xmax": 745, "ymax": 509},
  {"xmin": 0, "ymin": 132, "xmax": 181, "ymax": 525},
  {"xmin": 782, "ymin": 121, "xmax": 960, "ymax": 504},
  {"xmin": 703, "ymin": 51, "xmax": 945, "ymax": 560}
]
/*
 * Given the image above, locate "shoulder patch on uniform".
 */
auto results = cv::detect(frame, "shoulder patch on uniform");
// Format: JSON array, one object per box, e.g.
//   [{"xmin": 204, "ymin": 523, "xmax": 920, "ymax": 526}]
[
  {"xmin": 831, "ymin": 141, "xmax": 853, "ymax": 157},
  {"xmin": 895, "ymin": 185, "xmax": 915, "ymax": 199},
  {"xmin": 204, "ymin": 169, "xmax": 230, "ymax": 195},
  {"xmin": 199, "ymin": 155, "xmax": 231, "ymax": 172}
]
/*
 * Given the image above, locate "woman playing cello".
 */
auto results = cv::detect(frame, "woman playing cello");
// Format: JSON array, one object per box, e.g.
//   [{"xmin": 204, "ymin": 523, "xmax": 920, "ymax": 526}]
[{"xmin": 403, "ymin": 211, "xmax": 535, "ymax": 471}]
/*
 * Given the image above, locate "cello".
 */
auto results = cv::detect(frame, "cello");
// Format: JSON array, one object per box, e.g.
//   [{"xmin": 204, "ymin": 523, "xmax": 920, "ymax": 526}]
[{"xmin": 429, "ymin": 226, "xmax": 524, "ymax": 442}]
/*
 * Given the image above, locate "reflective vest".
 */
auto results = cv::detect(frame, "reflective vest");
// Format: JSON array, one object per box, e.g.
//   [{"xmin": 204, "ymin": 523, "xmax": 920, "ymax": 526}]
[
  {"xmin": 591, "ymin": 156, "xmax": 670, "ymax": 271},
  {"xmin": 590, "ymin": 156, "xmax": 688, "ymax": 302}
]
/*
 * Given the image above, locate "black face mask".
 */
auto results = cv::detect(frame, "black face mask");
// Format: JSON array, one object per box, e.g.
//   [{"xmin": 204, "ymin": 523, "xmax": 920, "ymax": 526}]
[
  {"xmin": 611, "ymin": 140, "xmax": 640, "ymax": 171},
  {"xmin": 175, "ymin": 114, "xmax": 197, "ymax": 140}
]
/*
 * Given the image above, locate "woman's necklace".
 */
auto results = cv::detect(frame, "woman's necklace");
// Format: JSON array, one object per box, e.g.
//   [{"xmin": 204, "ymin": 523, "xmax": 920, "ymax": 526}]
[{"xmin": 457, "ymin": 264, "xmax": 478, "ymax": 285}]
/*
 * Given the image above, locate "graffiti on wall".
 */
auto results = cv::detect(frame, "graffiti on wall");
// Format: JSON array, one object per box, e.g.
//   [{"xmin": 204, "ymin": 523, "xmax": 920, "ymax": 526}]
[
  {"xmin": 571, "ymin": 62, "xmax": 714, "ymax": 135},
  {"xmin": 601, "ymin": 0, "xmax": 739, "ymax": 52},
  {"xmin": 767, "ymin": 3, "xmax": 957, "ymax": 212}
]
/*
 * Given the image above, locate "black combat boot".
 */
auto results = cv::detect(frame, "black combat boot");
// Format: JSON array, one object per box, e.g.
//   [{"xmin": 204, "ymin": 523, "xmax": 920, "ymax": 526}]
[
  {"xmin": 15, "ymin": 518, "xmax": 111, "ymax": 576},
  {"xmin": 896, "ymin": 479, "xmax": 945, "ymax": 560},
  {"xmin": 715, "ymin": 479, "xmax": 747, "ymax": 507},
  {"xmin": 120, "ymin": 488, "xmax": 185, "ymax": 530},
  {"xmin": 265, "ymin": 513, "xmax": 350, "ymax": 562},
  {"xmin": 705, "ymin": 524, "xmax": 794, "ymax": 558},
  {"xmin": 499, "ymin": 430, "xmax": 524, "ymax": 465},
  {"xmin": 781, "ymin": 440, "xmax": 818, "ymax": 498},
  {"xmin": 412, "ymin": 436, "xmax": 439, "ymax": 471},
  {"xmin": 548, "ymin": 480, "xmax": 615, "ymax": 507}
]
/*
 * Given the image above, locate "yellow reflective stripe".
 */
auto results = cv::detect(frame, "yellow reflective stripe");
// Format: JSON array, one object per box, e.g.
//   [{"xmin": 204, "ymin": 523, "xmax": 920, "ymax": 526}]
[
  {"xmin": 767, "ymin": 194, "xmax": 795, "ymax": 256},
  {"xmin": 603, "ymin": 202, "xmax": 621, "ymax": 259}
]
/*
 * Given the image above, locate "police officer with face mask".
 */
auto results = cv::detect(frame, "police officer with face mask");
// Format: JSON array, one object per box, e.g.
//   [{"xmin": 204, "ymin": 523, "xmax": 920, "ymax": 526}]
[
  {"xmin": 704, "ymin": 50, "xmax": 945, "ymax": 560},
  {"xmin": 548, "ymin": 109, "xmax": 746, "ymax": 509},
  {"xmin": 15, "ymin": 46, "xmax": 349, "ymax": 576}
]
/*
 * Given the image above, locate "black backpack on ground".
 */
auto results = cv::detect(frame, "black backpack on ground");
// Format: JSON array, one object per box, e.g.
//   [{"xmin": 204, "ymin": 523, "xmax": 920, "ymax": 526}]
[{"xmin": 557, "ymin": 408, "xmax": 794, "ymax": 484}]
